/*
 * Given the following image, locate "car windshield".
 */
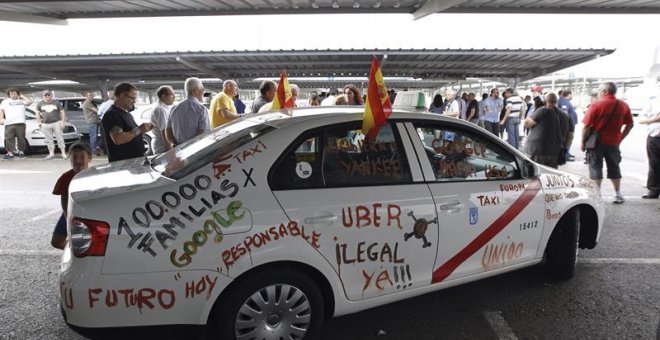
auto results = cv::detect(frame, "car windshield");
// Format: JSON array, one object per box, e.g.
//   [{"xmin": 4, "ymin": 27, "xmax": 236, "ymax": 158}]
[{"xmin": 151, "ymin": 113, "xmax": 285, "ymax": 179}]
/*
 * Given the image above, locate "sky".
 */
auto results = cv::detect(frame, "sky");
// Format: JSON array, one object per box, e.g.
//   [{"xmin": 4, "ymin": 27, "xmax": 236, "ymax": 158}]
[{"xmin": 2, "ymin": 13, "xmax": 660, "ymax": 79}]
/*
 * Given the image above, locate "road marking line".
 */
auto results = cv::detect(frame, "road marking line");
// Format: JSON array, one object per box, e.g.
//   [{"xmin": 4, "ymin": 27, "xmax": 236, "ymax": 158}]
[
  {"xmin": 579, "ymin": 258, "xmax": 660, "ymax": 264},
  {"xmin": 484, "ymin": 311, "xmax": 519, "ymax": 340},
  {"xmin": 29, "ymin": 208, "xmax": 61, "ymax": 222},
  {"xmin": 0, "ymin": 249, "xmax": 61, "ymax": 256}
]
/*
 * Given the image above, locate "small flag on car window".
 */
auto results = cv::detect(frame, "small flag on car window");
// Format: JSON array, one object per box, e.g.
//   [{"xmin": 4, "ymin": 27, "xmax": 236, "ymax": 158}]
[
  {"xmin": 271, "ymin": 70, "xmax": 295, "ymax": 111},
  {"xmin": 362, "ymin": 56, "xmax": 392, "ymax": 140}
]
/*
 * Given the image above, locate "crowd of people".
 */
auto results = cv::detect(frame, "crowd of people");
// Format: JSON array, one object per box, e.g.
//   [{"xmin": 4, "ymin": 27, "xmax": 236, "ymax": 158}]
[
  {"xmin": 1, "ymin": 78, "xmax": 659, "ymax": 207},
  {"xmin": 428, "ymin": 82, "xmax": 660, "ymax": 204},
  {"xmin": 1, "ymin": 78, "xmax": 658, "ymax": 250}
]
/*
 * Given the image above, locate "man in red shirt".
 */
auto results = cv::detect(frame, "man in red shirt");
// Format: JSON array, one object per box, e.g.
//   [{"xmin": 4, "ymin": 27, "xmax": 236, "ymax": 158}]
[{"xmin": 581, "ymin": 82, "xmax": 634, "ymax": 203}]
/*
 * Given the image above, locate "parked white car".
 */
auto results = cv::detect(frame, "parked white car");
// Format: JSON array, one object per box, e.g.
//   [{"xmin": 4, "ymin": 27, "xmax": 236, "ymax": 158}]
[
  {"xmin": 59, "ymin": 108, "xmax": 603, "ymax": 339},
  {"xmin": 0, "ymin": 108, "xmax": 80, "ymax": 153}
]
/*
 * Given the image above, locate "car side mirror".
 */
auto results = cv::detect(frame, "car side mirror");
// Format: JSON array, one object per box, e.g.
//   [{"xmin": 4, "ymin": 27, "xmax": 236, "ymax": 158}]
[{"xmin": 522, "ymin": 159, "xmax": 539, "ymax": 178}]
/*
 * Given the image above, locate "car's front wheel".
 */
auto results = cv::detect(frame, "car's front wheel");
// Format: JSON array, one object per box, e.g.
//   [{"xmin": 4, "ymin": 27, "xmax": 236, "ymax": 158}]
[
  {"xmin": 209, "ymin": 267, "xmax": 324, "ymax": 340},
  {"xmin": 544, "ymin": 208, "xmax": 580, "ymax": 280}
]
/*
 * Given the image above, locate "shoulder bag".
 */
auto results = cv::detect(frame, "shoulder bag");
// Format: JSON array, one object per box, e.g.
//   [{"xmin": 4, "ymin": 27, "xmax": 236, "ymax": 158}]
[{"xmin": 585, "ymin": 100, "xmax": 619, "ymax": 150}]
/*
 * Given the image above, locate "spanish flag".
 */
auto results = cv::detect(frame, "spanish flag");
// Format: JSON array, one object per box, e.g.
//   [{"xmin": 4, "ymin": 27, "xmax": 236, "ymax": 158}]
[
  {"xmin": 271, "ymin": 70, "xmax": 295, "ymax": 111},
  {"xmin": 362, "ymin": 56, "xmax": 392, "ymax": 140}
]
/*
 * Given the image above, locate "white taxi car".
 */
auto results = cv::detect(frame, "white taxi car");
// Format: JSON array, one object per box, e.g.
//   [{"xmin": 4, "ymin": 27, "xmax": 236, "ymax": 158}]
[{"xmin": 60, "ymin": 108, "xmax": 603, "ymax": 339}]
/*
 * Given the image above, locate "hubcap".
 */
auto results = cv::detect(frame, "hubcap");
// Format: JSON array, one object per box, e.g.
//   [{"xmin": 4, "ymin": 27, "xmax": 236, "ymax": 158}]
[{"xmin": 235, "ymin": 283, "xmax": 311, "ymax": 340}]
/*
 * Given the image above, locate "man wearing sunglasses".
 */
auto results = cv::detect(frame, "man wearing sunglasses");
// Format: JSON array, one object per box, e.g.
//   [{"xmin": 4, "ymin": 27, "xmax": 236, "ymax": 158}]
[{"xmin": 101, "ymin": 82, "xmax": 153, "ymax": 162}]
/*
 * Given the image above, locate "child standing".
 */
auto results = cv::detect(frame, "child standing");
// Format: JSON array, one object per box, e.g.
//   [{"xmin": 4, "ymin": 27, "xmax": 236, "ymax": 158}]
[{"xmin": 51, "ymin": 142, "xmax": 92, "ymax": 249}]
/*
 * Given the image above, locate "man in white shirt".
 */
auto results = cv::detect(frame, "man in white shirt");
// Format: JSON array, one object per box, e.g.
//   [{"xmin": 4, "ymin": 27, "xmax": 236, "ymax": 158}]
[
  {"xmin": 639, "ymin": 95, "xmax": 660, "ymax": 199},
  {"xmin": 0, "ymin": 87, "xmax": 32, "ymax": 159},
  {"xmin": 500, "ymin": 88, "xmax": 524, "ymax": 149},
  {"xmin": 443, "ymin": 89, "xmax": 460, "ymax": 117}
]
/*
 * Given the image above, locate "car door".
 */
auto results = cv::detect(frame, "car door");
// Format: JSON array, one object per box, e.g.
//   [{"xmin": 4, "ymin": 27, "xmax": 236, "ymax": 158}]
[
  {"xmin": 404, "ymin": 121, "xmax": 544, "ymax": 284},
  {"xmin": 270, "ymin": 121, "xmax": 438, "ymax": 301}
]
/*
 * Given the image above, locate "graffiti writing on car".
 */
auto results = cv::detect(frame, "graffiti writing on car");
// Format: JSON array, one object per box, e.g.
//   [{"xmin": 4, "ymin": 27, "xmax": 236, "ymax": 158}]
[
  {"xmin": 232, "ymin": 140, "xmax": 267, "ymax": 164},
  {"xmin": 340, "ymin": 158, "xmax": 401, "ymax": 178},
  {"xmin": 88, "ymin": 287, "xmax": 176, "ymax": 311},
  {"xmin": 341, "ymin": 203, "xmax": 402, "ymax": 229},
  {"xmin": 437, "ymin": 159, "xmax": 475, "ymax": 178},
  {"xmin": 60, "ymin": 282, "xmax": 74, "ymax": 309},
  {"xmin": 170, "ymin": 200, "xmax": 245, "ymax": 268},
  {"xmin": 117, "ymin": 175, "xmax": 239, "ymax": 258},
  {"xmin": 431, "ymin": 138, "xmax": 487, "ymax": 157},
  {"xmin": 325, "ymin": 136, "xmax": 395, "ymax": 154},
  {"xmin": 543, "ymin": 174, "xmax": 575, "ymax": 188},
  {"xmin": 221, "ymin": 221, "xmax": 321, "ymax": 271},
  {"xmin": 183, "ymin": 274, "xmax": 217, "ymax": 300},
  {"xmin": 484, "ymin": 164, "xmax": 509, "ymax": 179},
  {"xmin": 546, "ymin": 209, "xmax": 562, "ymax": 220},
  {"xmin": 481, "ymin": 237, "xmax": 524, "ymax": 271}
]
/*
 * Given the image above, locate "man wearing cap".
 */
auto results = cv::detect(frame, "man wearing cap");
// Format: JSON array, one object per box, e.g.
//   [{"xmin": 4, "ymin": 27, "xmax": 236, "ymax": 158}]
[
  {"xmin": 36, "ymin": 90, "xmax": 67, "ymax": 160},
  {"xmin": 82, "ymin": 91, "xmax": 101, "ymax": 156},
  {"xmin": 209, "ymin": 79, "xmax": 239, "ymax": 128}
]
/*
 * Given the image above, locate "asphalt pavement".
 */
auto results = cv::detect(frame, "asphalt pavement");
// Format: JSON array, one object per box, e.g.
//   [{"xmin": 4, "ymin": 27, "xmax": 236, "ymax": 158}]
[{"xmin": 0, "ymin": 119, "xmax": 658, "ymax": 340}]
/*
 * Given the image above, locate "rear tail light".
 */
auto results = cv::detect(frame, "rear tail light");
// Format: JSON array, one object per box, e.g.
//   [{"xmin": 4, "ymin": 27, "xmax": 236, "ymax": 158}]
[{"xmin": 70, "ymin": 217, "xmax": 110, "ymax": 258}]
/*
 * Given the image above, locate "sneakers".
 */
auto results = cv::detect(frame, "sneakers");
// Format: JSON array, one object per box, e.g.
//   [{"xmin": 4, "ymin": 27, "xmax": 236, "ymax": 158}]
[
  {"xmin": 642, "ymin": 190, "xmax": 659, "ymax": 199},
  {"xmin": 95, "ymin": 147, "xmax": 103, "ymax": 157},
  {"xmin": 612, "ymin": 194, "xmax": 625, "ymax": 204},
  {"xmin": 3, "ymin": 153, "xmax": 13, "ymax": 160},
  {"xmin": 44, "ymin": 154, "xmax": 55, "ymax": 160},
  {"xmin": 61, "ymin": 155, "xmax": 68, "ymax": 160},
  {"xmin": 17, "ymin": 152, "xmax": 27, "ymax": 159}
]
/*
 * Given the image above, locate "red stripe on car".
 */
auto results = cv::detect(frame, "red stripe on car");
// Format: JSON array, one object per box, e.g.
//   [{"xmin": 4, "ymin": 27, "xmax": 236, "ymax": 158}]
[{"xmin": 431, "ymin": 179, "xmax": 542, "ymax": 283}]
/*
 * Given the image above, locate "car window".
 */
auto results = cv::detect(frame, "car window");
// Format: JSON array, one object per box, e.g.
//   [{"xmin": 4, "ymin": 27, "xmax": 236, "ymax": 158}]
[
  {"xmin": 269, "ymin": 135, "xmax": 323, "ymax": 190},
  {"xmin": 323, "ymin": 123, "xmax": 412, "ymax": 187},
  {"xmin": 270, "ymin": 122, "xmax": 412, "ymax": 190},
  {"xmin": 413, "ymin": 123, "xmax": 519, "ymax": 181},
  {"xmin": 62, "ymin": 100, "xmax": 82, "ymax": 111}
]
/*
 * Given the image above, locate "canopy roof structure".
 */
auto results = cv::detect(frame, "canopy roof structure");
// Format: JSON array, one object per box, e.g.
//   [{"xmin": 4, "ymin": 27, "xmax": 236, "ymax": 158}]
[
  {"xmin": 0, "ymin": 48, "xmax": 614, "ymax": 91},
  {"xmin": 0, "ymin": 0, "xmax": 658, "ymax": 25}
]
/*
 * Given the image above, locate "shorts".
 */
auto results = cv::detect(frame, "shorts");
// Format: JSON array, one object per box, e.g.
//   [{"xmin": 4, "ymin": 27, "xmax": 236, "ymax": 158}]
[
  {"xmin": 587, "ymin": 144, "xmax": 622, "ymax": 180},
  {"xmin": 54, "ymin": 214, "xmax": 67, "ymax": 236}
]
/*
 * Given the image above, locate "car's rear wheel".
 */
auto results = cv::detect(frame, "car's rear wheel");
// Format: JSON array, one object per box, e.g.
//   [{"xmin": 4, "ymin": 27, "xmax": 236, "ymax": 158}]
[
  {"xmin": 209, "ymin": 268, "xmax": 324, "ymax": 340},
  {"xmin": 544, "ymin": 208, "xmax": 580, "ymax": 280}
]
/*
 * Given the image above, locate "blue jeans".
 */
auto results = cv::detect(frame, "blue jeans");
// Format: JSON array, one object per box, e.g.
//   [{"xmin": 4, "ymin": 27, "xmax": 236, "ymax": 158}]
[
  {"xmin": 504, "ymin": 117, "xmax": 520, "ymax": 149},
  {"xmin": 88, "ymin": 123, "xmax": 98, "ymax": 151}
]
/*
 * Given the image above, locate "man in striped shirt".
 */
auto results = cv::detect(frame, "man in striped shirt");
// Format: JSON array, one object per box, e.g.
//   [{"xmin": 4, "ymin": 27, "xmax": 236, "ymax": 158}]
[
  {"xmin": 166, "ymin": 77, "xmax": 210, "ymax": 147},
  {"xmin": 499, "ymin": 88, "xmax": 524, "ymax": 149}
]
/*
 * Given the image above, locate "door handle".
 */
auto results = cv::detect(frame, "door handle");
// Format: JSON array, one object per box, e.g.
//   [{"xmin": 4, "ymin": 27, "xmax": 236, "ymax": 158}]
[
  {"xmin": 304, "ymin": 215, "xmax": 337, "ymax": 224},
  {"xmin": 439, "ymin": 201, "xmax": 463, "ymax": 211}
]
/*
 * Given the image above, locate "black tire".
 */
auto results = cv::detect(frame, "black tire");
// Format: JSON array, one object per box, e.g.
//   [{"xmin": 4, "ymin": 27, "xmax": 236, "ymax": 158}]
[
  {"xmin": 209, "ymin": 267, "xmax": 324, "ymax": 340},
  {"xmin": 544, "ymin": 208, "xmax": 580, "ymax": 280}
]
